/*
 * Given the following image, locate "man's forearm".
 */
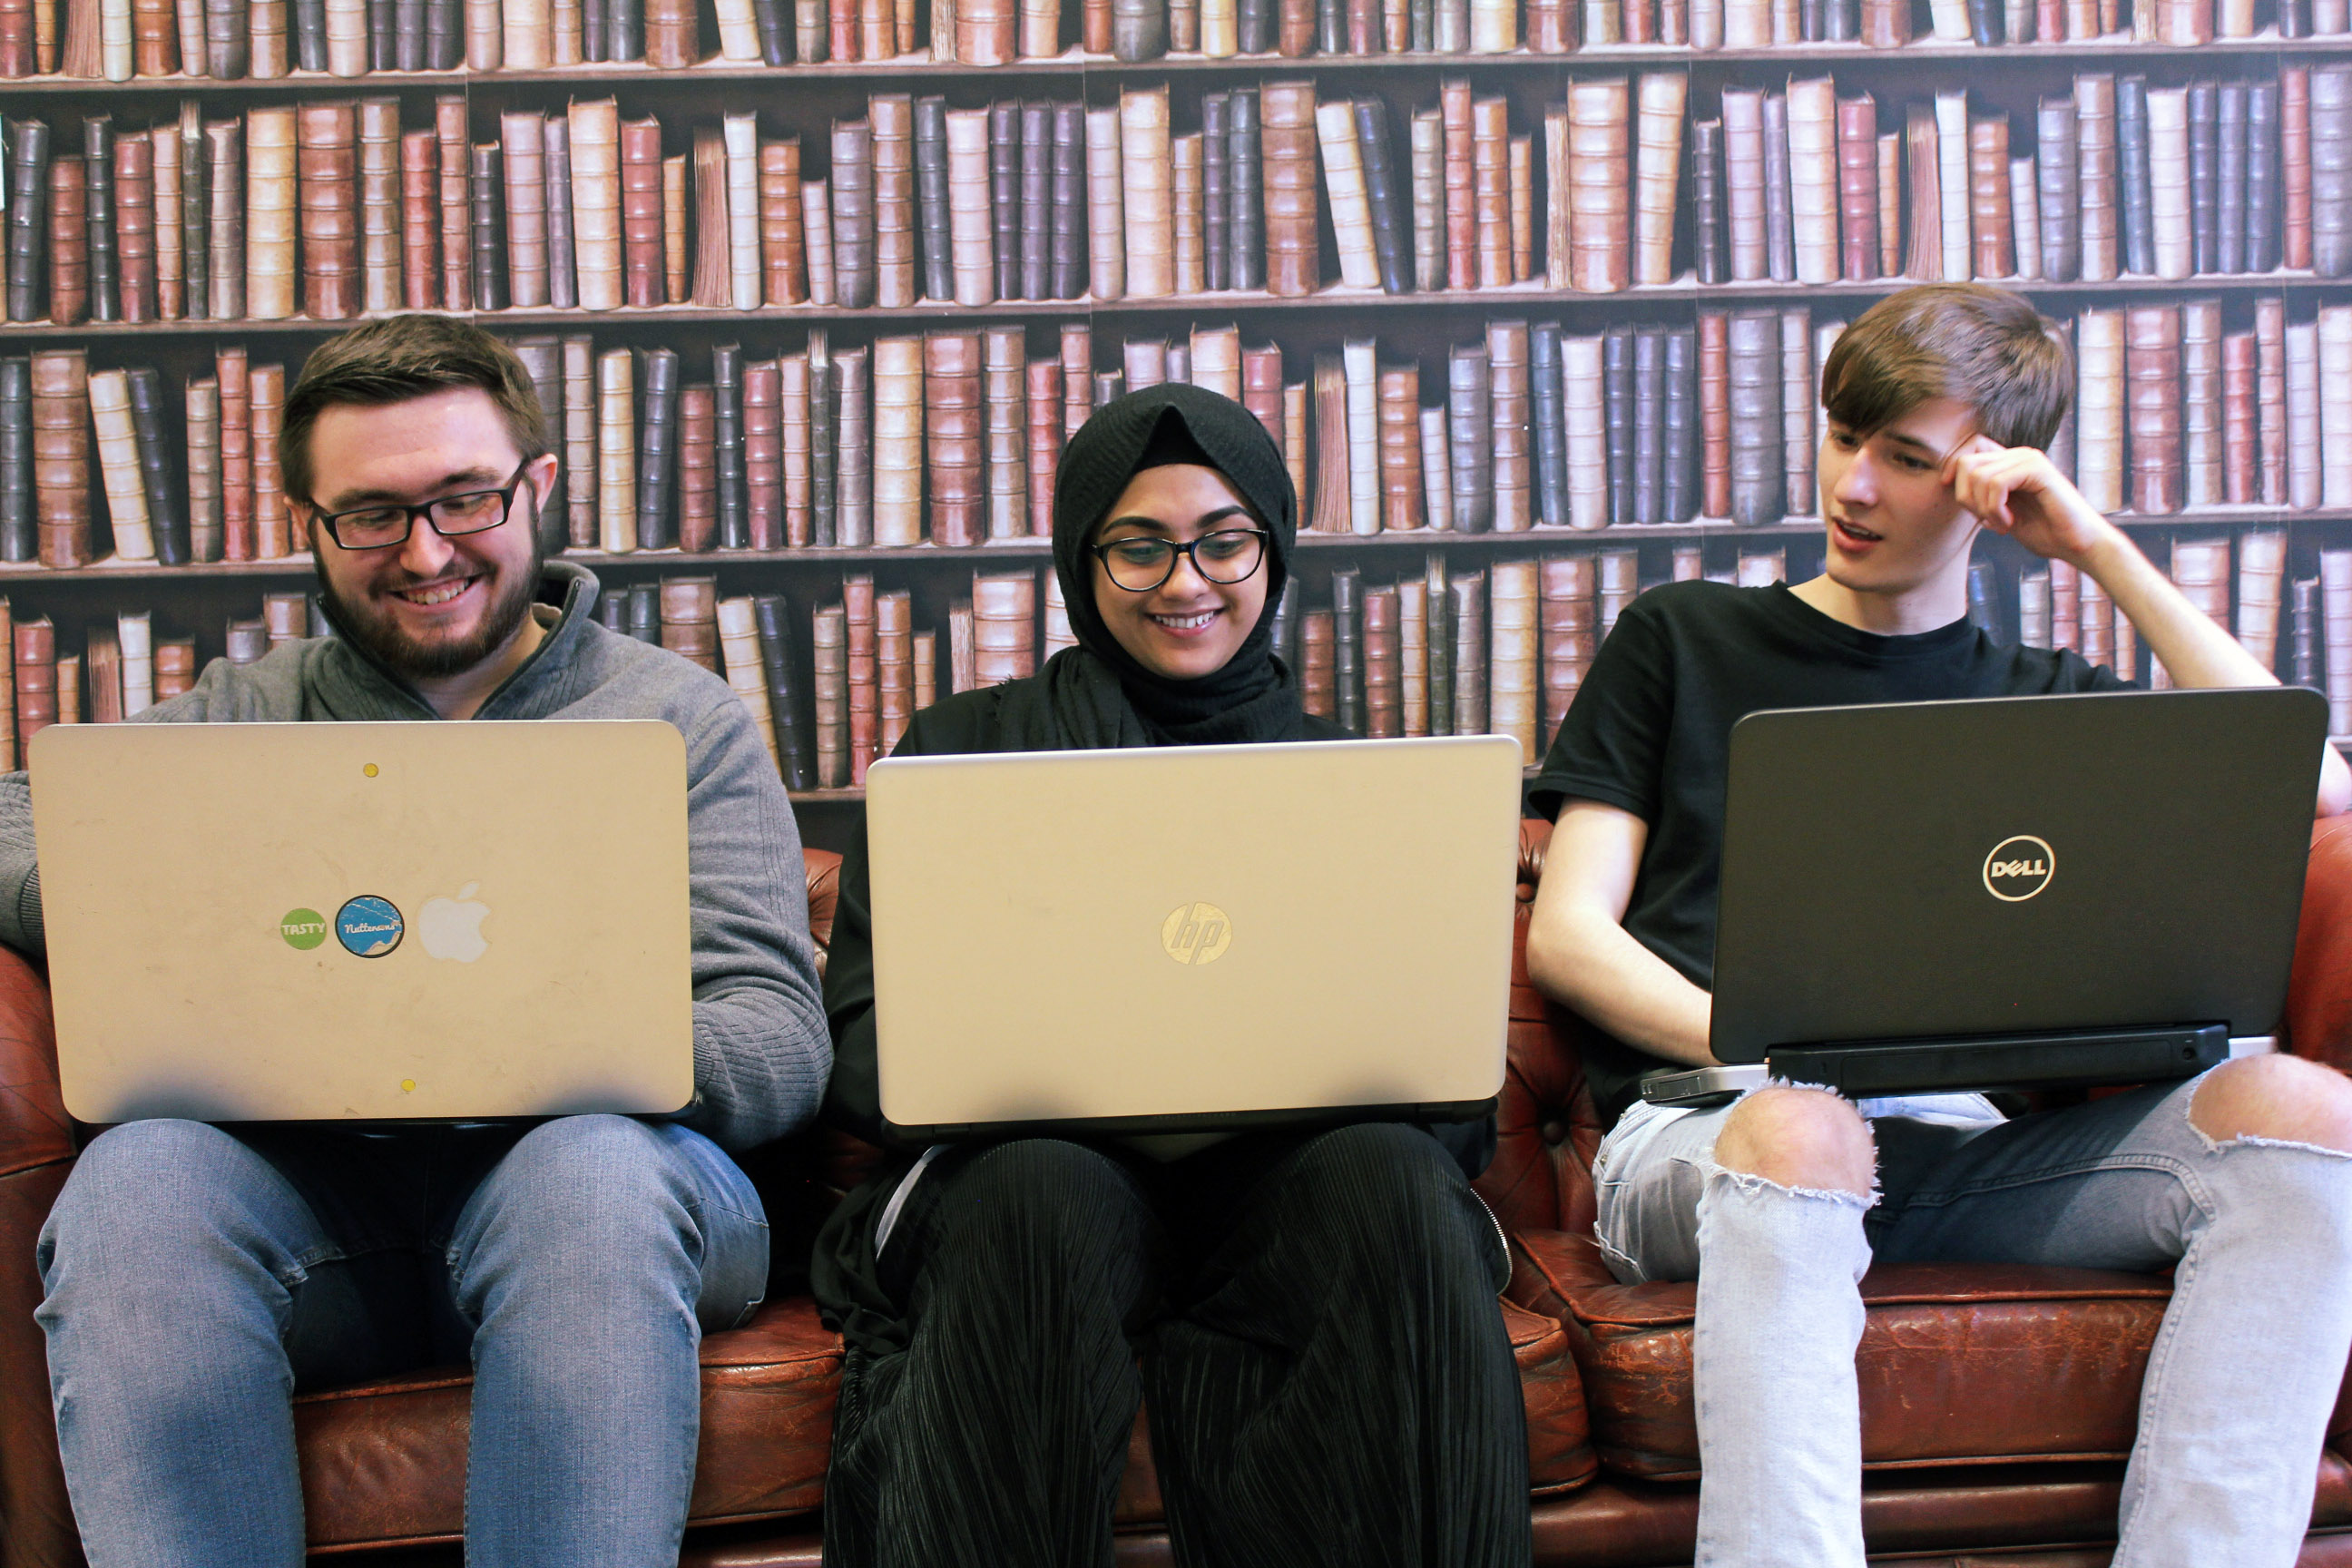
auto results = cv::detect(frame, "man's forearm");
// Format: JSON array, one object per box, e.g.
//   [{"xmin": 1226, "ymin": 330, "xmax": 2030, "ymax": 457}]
[
  {"xmin": 2078, "ymin": 532, "xmax": 2278, "ymax": 691},
  {"xmin": 0, "ymin": 776, "xmax": 42, "ymax": 956},
  {"xmin": 2080, "ymin": 530, "xmax": 2352, "ymax": 814},
  {"xmin": 1527, "ymin": 905, "xmax": 1717, "ymax": 1068}
]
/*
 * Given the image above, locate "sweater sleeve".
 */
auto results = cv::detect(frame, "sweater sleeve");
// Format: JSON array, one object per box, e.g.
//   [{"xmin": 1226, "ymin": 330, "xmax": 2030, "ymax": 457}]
[{"xmin": 671, "ymin": 694, "xmax": 835, "ymax": 1152}]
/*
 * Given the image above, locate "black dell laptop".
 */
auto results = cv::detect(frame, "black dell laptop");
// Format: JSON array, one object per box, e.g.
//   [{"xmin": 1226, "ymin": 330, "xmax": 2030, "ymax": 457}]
[{"xmin": 1642, "ymin": 686, "xmax": 2328, "ymax": 1106}]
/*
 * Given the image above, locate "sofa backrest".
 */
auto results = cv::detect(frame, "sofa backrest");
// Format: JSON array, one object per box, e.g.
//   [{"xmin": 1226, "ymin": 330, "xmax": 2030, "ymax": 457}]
[{"xmin": 1468, "ymin": 819, "xmax": 1603, "ymax": 1240}]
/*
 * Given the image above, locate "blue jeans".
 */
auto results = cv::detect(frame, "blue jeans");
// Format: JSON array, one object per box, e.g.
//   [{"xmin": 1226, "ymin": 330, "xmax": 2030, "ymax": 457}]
[
  {"xmin": 1592, "ymin": 1076, "xmax": 2352, "ymax": 1568},
  {"xmin": 35, "ymin": 1113, "xmax": 769, "ymax": 1568}
]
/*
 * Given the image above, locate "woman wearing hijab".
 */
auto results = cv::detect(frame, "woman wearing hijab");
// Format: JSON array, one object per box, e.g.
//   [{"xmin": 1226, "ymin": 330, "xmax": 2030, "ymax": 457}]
[{"xmin": 811, "ymin": 383, "xmax": 1531, "ymax": 1568}]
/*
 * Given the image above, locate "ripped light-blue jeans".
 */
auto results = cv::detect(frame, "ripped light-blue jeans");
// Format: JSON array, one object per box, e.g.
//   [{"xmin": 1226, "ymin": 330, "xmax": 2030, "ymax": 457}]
[
  {"xmin": 1591, "ymin": 1074, "xmax": 2352, "ymax": 1568},
  {"xmin": 34, "ymin": 1113, "xmax": 770, "ymax": 1568}
]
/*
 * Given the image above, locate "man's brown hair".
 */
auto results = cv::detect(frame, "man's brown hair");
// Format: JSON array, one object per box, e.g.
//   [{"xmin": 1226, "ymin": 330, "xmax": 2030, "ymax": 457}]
[
  {"xmin": 1819, "ymin": 284, "xmax": 2072, "ymax": 452},
  {"xmin": 280, "ymin": 313, "xmax": 549, "ymax": 504}
]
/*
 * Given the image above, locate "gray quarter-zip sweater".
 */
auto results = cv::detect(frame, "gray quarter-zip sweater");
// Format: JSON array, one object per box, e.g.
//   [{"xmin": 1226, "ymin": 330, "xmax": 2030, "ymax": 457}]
[{"xmin": 0, "ymin": 562, "xmax": 830, "ymax": 1152}]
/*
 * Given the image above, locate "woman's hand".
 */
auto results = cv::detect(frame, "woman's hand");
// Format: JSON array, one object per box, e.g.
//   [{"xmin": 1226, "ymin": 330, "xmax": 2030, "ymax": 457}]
[{"xmin": 1939, "ymin": 435, "xmax": 2121, "ymax": 567}]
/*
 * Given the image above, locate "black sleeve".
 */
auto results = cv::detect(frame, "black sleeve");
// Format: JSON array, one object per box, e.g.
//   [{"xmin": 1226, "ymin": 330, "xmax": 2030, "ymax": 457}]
[
  {"xmin": 1526, "ymin": 596, "xmax": 1677, "ymax": 824},
  {"xmin": 2028, "ymin": 644, "xmax": 2138, "ymax": 695},
  {"xmin": 818, "ymin": 700, "xmax": 981, "ymax": 1146}
]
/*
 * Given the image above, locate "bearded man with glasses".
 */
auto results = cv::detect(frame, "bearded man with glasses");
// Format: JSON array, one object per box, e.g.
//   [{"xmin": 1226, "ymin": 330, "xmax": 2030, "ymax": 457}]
[{"xmin": 7, "ymin": 314, "xmax": 831, "ymax": 1568}]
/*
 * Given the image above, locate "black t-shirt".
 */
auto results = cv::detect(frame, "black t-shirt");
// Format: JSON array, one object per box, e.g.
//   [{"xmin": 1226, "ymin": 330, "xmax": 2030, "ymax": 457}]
[{"xmin": 1528, "ymin": 580, "xmax": 2131, "ymax": 1127}]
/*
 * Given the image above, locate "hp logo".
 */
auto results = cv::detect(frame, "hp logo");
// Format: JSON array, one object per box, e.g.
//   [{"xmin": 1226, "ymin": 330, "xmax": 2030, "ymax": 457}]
[
  {"xmin": 1160, "ymin": 901, "xmax": 1233, "ymax": 965},
  {"xmin": 1982, "ymin": 836, "xmax": 2056, "ymax": 902}
]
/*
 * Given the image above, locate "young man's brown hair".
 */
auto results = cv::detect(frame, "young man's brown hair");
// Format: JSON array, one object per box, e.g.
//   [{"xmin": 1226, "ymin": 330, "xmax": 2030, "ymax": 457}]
[
  {"xmin": 1819, "ymin": 283, "xmax": 2072, "ymax": 453},
  {"xmin": 280, "ymin": 313, "xmax": 550, "ymax": 505}
]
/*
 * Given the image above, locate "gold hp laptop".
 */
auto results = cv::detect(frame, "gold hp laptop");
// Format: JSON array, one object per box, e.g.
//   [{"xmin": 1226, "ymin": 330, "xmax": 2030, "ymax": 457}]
[
  {"xmin": 32, "ymin": 720, "xmax": 692, "ymax": 1123},
  {"xmin": 865, "ymin": 736, "xmax": 1524, "ymax": 1141}
]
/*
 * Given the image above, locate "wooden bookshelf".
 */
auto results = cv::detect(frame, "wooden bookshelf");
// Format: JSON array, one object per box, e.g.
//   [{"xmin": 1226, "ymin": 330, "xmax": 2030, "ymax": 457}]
[{"xmin": 5, "ymin": 12, "xmax": 2350, "ymax": 847}]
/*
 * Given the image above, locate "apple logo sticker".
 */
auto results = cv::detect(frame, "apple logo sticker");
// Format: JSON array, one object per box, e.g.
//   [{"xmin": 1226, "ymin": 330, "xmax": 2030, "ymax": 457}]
[{"xmin": 418, "ymin": 884, "xmax": 491, "ymax": 963}]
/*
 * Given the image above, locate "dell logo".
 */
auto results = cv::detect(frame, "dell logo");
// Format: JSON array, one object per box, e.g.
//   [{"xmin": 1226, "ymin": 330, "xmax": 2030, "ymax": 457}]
[
  {"xmin": 1161, "ymin": 901, "xmax": 1234, "ymax": 965},
  {"xmin": 1982, "ymin": 836, "xmax": 2056, "ymax": 902}
]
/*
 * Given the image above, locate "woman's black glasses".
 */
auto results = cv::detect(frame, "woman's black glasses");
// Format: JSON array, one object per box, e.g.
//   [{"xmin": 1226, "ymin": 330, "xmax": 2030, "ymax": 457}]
[
  {"xmin": 1091, "ymin": 528, "xmax": 1270, "ymax": 593},
  {"xmin": 307, "ymin": 462, "xmax": 535, "ymax": 551}
]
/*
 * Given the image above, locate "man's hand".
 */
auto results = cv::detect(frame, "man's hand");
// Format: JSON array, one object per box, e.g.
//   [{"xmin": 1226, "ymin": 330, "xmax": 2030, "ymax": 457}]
[{"xmin": 1940, "ymin": 435, "xmax": 2120, "ymax": 568}]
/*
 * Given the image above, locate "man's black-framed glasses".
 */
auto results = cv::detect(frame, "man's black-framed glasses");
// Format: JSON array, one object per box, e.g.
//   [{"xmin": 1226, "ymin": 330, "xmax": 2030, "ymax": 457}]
[
  {"xmin": 1092, "ymin": 528, "xmax": 1270, "ymax": 593},
  {"xmin": 308, "ymin": 461, "xmax": 535, "ymax": 551}
]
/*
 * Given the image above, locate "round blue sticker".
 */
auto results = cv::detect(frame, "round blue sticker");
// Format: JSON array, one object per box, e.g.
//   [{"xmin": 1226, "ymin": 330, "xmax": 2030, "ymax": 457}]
[{"xmin": 335, "ymin": 895, "xmax": 404, "ymax": 958}]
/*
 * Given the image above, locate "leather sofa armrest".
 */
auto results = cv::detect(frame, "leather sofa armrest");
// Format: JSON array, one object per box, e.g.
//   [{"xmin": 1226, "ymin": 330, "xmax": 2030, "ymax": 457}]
[
  {"xmin": 0, "ymin": 945, "xmax": 67, "ymax": 1181},
  {"xmin": 2288, "ymin": 818, "xmax": 2352, "ymax": 1073},
  {"xmin": 803, "ymin": 848, "xmax": 843, "ymax": 976}
]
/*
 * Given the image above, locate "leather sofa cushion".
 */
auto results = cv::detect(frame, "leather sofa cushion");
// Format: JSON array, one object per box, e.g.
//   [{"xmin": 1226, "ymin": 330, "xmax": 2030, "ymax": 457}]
[
  {"xmin": 294, "ymin": 1296, "xmax": 843, "ymax": 1552},
  {"xmin": 285, "ymin": 1290, "xmax": 1592, "ymax": 1552},
  {"xmin": 1514, "ymin": 1228, "xmax": 2181, "ymax": 1483}
]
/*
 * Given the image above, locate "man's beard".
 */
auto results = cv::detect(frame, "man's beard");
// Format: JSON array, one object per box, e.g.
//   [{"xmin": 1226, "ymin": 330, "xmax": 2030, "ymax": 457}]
[{"xmin": 317, "ymin": 540, "xmax": 545, "ymax": 682}]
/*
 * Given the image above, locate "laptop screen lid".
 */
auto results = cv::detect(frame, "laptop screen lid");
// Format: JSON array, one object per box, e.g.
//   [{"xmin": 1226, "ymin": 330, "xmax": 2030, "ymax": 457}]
[
  {"xmin": 864, "ymin": 736, "xmax": 1523, "ymax": 1140},
  {"xmin": 1710, "ymin": 687, "xmax": 2326, "ymax": 1066},
  {"xmin": 33, "ymin": 720, "xmax": 693, "ymax": 1123}
]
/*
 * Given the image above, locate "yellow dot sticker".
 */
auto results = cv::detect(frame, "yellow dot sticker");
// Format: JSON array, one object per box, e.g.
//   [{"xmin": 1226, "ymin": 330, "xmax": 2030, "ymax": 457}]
[
  {"xmin": 363, "ymin": 763, "xmax": 379, "ymax": 777},
  {"xmin": 400, "ymin": 1079, "xmax": 416, "ymax": 1093}
]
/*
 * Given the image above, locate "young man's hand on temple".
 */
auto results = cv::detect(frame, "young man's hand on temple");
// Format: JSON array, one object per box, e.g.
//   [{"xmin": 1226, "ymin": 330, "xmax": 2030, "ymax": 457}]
[{"xmin": 1939, "ymin": 436, "xmax": 2116, "ymax": 566}]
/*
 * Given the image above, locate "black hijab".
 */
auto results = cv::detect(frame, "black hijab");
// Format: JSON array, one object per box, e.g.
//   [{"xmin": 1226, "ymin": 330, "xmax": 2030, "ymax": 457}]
[{"xmin": 995, "ymin": 382, "xmax": 1307, "ymax": 750}]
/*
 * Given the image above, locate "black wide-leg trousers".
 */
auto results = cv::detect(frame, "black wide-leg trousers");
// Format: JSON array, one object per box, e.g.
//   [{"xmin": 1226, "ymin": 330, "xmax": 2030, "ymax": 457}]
[{"xmin": 819, "ymin": 1122, "xmax": 1533, "ymax": 1568}]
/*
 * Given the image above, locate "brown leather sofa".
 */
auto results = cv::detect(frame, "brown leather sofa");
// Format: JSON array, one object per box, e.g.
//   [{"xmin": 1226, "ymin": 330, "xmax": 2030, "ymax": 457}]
[{"xmin": 3, "ymin": 820, "xmax": 2351, "ymax": 1567}]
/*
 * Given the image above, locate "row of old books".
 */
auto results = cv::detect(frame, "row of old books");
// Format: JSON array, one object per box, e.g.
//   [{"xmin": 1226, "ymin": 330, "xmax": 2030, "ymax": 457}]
[
  {"xmin": 2, "ymin": 533, "xmax": 2343, "ymax": 785},
  {"xmin": 13, "ymin": 0, "xmax": 2339, "ymax": 81},
  {"xmin": 18, "ymin": 70, "xmax": 2352, "ymax": 333},
  {"xmin": 10, "ymin": 299, "xmax": 2352, "ymax": 571}
]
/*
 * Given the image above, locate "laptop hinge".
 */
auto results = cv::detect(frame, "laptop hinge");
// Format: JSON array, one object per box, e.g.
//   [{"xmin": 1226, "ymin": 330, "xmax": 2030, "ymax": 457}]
[{"xmin": 1766, "ymin": 1024, "xmax": 2232, "ymax": 1098}]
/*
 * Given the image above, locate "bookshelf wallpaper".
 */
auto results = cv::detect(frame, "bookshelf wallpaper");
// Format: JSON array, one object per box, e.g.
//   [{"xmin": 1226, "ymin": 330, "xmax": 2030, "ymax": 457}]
[{"xmin": 5, "ymin": 0, "xmax": 2352, "ymax": 843}]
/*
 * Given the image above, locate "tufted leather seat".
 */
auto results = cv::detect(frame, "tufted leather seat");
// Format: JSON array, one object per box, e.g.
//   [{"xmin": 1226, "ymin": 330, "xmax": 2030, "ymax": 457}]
[{"xmin": 2, "ymin": 826, "xmax": 2349, "ymax": 1565}]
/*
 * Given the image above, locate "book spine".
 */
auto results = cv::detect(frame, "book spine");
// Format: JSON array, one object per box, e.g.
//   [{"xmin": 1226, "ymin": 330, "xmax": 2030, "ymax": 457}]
[
  {"xmin": 428, "ymin": 99, "xmax": 467, "ymax": 312},
  {"xmin": 2074, "ymin": 306, "xmax": 2124, "ymax": 513},
  {"xmin": 2074, "ymin": 73, "xmax": 2119, "ymax": 284},
  {"xmin": 1318, "ymin": 99, "xmax": 1379, "ymax": 291},
  {"xmin": 871, "ymin": 94, "xmax": 916, "ymax": 310},
  {"xmin": 825, "ymin": 336, "xmax": 855, "ymax": 545},
  {"xmin": 2147, "ymin": 84, "xmax": 2191, "ymax": 281},
  {"xmin": 1487, "ymin": 318, "xmax": 1530, "ymax": 532},
  {"xmin": 1632, "ymin": 325, "xmax": 1664, "ymax": 524},
  {"xmin": 1605, "ymin": 323, "xmax": 1637, "ymax": 524},
  {"xmin": 1567, "ymin": 77, "xmax": 1632, "ymax": 294},
  {"xmin": 2182, "ymin": 298, "xmax": 2223, "ymax": 509},
  {"xmin": 1690, "ymin": 118, "xmax": 1724, "ymax": 286},
  {"xmin": 113, "ymin": 132, "xmax": 154, "ymax": 326},
  {"xmin": 2249, "ymin": 81, "xmax": 2280, "ymax": 276},
  {"xmin": 1528, "ymin": 322, "xmax": 1565, "ymax": 527},
  {"xmin": 1022, "ymin": 101, "xmax": 1053, "ymax": 301},
  {"xmin": 123, "ymin": 366, "xmax": 182, "ymax": 564},
  {"xmin": 78, "ymin": 122, "xmax": 113, "ymax": 326},
  {"xmin": 2316, "ymin": 67, "xmax": 2352, "ymax": 277},
  {"xmin": 1722, "ymin": 89, "xmax": 1766, "ymax": 282},
  {"xmin": 86, "ymin": 369, "xmax": 152, "ymax": 561},
  {"xmin": 1761, "ymin": 92, "xmax": 1796, "ymax": 283},
  {"xmin": 831, "ymin": 118, "xmax": 877, "ymax": 309},
  {"xmin": 945, "ymin": 107, "xmax": 994, "ymax": 307},
  {"xmin": 1025, "ymin": 355, "xmax": 1062, "ymax": 538},
  {"xmin": 0, "ymin": 362, "xmax": 26, "ymax": 562},
  {"xmin": 1355, "ymin": 98, "xmax": 1409, "ymax": 296},
  {"xmin": 1562, "ymin": 332, "xmax": 1606, "ymax": 530},
  {"xmin": 2124, "ymin": 302, "xmax": 2182, "ymax": 514},
  {"xmin": 1121, "ymin": 87, "xmax": 1172, "ymax": 300},
  {"xmin": 925, "ymin": 330, "xmax": 983, "ymax": 547},
  {"xmin": 1262, "ymin": 83, "xmax": 1318, "ymax": 299},
  {"xmin": 248, "ymin": 360, "xmax": 284, "ymax": 557},
  {"xmin": 1968, "ymin": 113, "xmax": 2014, "ymax": 279},
  {"xmin": 8, "ymin": 120, "xmax": 52, "ymax": 322},
  {"xmin": 863, "ymin": 337, "xmax": 913, "ymax": 547},
  {"xmin": 1084, "ymin": 104, "xmax": 1124, "ymax": 301},
  {"xmin": 1471, "ymin": 95, "xmax": 1510, "ymax": 288},
  {"xmin": 2323, "ymin": 307, "xmax": 2352, "ymax": 508},
  {"xmin": 676, "ymin": 383, "xmax": 716, "ymax": 550},
  {"xmin": 2258, "ymin": 296, "xmax": 2288, "ymax": 507},
  {"xmin": 30, "ymin": 349, "xmax": 88, "ymax": 568},
  {"xmin": 1446, "ymin": 341, "xmax": 1490, "ymax": 533},
  {"xmin": 1833, "ymin": 93, "xmax": 1877, "ymax": 281},
  {"xmin": 1632, "ymin": 73, "xmax": 1688, "ymax": 289},
  {"xmin": 466, "ymin": 140, "xmax": 506, "ymax": 313},
  {"xmin": 634, "ymin": 347, "xmax": 679, "ymax": 549}
]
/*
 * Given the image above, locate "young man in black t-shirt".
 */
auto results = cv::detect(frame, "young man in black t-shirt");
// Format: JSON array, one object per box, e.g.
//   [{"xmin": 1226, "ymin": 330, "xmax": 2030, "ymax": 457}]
[{"xmin": 1524, "ymin": 284, "xmax": 2352, "ymax": 1568}]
